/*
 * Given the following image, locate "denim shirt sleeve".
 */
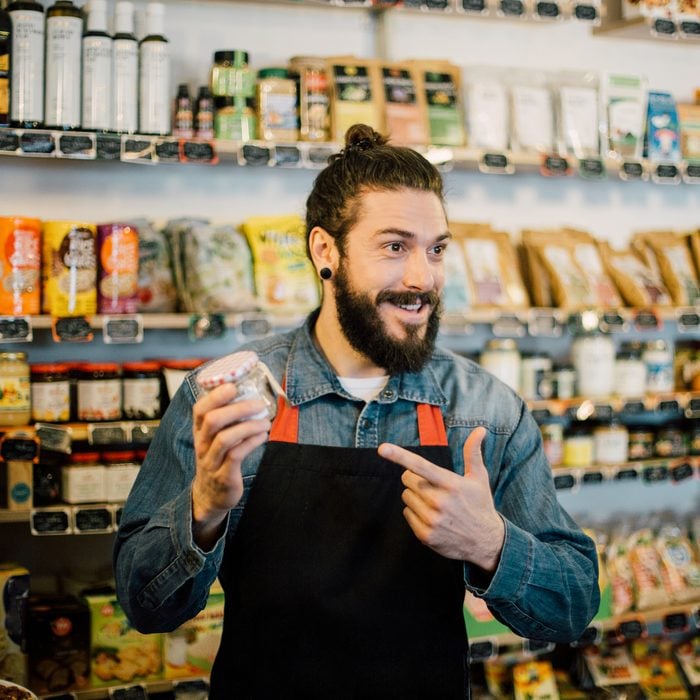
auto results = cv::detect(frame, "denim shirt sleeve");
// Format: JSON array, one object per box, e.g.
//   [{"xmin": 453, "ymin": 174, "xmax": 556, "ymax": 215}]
[
  {"xmin": 113, "ymin": 381, "xmax": 227, "ymax": 633},
  {"xmin": 463, "ymin": 403, "xmax": 600, "ymax": 643}
]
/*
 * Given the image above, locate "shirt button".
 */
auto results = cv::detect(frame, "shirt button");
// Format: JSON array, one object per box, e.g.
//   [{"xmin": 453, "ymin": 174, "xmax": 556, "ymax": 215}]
[
  {"xmin": 382, "ymin": 389, "xmax": 395, "ymax": 400},
  {"xmin": 360, "ymin": 419, "xmax": 370, "ymax": 430}
]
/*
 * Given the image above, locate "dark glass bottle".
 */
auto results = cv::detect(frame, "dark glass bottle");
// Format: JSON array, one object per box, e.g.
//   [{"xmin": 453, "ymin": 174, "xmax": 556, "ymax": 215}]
[{"xmin": 195, "ymin": 85, "xmax": 214, "ymax": 139}]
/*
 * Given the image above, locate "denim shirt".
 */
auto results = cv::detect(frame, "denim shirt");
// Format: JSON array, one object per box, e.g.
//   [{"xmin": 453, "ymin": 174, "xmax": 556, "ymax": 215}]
[{"xmin": 114, "ymin": 313, "xmax": 599, "ymax": 643}]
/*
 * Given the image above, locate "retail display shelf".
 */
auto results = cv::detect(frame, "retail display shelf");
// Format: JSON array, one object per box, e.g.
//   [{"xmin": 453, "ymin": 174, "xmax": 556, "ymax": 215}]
[{"xmin": 39, "ymin": 676, "xmax": 210, "ymax": 700}]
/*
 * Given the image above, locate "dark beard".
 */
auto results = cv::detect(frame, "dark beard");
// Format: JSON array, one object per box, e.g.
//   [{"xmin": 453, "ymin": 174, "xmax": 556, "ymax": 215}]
[{"xmin": 334, "ymin": 265, "xmax": 441, "ymax": 375}]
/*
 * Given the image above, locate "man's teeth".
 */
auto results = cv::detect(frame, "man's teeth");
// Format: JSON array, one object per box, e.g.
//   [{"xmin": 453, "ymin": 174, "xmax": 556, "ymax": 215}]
[{"xmin": 398, "ymin": 303, "xmax": 422, "ymax": 311}]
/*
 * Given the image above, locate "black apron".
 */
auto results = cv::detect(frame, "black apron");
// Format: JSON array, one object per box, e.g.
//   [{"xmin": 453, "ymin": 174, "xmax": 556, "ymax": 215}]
[{"xmin": 209, "ymin": 395, "xmax": 469, "ymax": 699}]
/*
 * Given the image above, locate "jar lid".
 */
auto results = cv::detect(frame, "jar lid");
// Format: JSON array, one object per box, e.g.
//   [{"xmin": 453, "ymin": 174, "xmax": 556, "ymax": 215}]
[
  {"xmin": 196, "ymin": 351, "xmax": 259, "ymax": 390},
  {"xmin": 214, "ymin": 50, "xmax": 235, "ymax": 63},
  {"xmin": 0, "ymin": 352, "xmax": 27, "ymax": 361},
  {"xmin": 159, "ymin": 358, "xmax": 207, "ymax": 371},
  {"xmin": 258, "ymin": 67, "xmax": 289, "ymax": 79},
  {"xmin": 69, "ymin": 452, "xmax": 101, "ymax": 464},
  {"xmin": 78, "ymin": 362, "xmax": 120, "ymax": 373},
  {"xmin": 122, "ymin": 361, "xmax": 161, "ymax": 373},
  {"xmin": 213, "ymin": 50, "xmax": 248, "ymax": 65},
  {"xmin": 553, "ymin": 363, "xmax": 574, "ymax": 372},
  {"xmin": 485, "ymin": 339, "xmax": 518, "ymax": 351},
  {"xmin": 31, "ymin": 362, "xmax": 71, "ymax": 374}
]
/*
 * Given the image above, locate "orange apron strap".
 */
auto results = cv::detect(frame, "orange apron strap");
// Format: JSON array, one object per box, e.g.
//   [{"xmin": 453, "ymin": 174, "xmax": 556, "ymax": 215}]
[
  {"xmin": 416, "ymin": 403, "xmax": 448, "ymax": 447},
  {"xmin": 269, "ymin": 377, "xmax": 299, "ymax": 444}
]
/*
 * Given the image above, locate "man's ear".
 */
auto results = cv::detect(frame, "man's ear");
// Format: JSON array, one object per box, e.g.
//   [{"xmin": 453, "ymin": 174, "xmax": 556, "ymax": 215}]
[{"xmin": 309, "ymin": 226, "xmax": 339, "ymax": 274}]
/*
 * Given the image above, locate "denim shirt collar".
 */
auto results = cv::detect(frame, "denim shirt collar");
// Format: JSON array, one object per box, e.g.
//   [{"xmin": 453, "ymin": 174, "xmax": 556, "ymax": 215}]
[{"xmin": 284, "ymin": 312, "xmax": 448, "ymax": 408}]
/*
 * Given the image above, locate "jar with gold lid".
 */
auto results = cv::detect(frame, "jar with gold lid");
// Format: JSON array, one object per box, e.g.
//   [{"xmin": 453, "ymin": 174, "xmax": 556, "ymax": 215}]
[{"xmin": 0, "ymin": 352, "xmax": 31, "ymax": 426}]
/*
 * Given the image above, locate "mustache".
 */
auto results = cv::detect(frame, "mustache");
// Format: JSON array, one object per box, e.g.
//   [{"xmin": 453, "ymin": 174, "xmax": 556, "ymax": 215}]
[{"xmin": 375, "ymin": 290, "xmax": 440, "ymax": 307}]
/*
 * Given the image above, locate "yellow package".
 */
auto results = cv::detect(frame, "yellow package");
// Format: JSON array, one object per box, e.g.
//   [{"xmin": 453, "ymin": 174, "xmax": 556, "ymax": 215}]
[
  {"xmin": 326, "ymin": 57, "xmax": 384, "ymax": 142},
  {"xmin": 240, "ymin": 214, "xmax": 320, "ymax": 314},
  {"xmin": 452, "ymin": 222, "xmax": 528, "ymax": 309},
  {"xmin": 631, "ymin": 639, "xmax": 690, "ymax": 700},
  {"xmin": 513, "ymin": 660, "xmax": 560, "ymax": 700}
]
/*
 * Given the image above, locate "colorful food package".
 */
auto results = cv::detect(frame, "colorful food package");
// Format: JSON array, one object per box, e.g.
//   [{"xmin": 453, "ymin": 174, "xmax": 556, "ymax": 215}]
[
  {"xmin": 441, "ymin": 239, "xmax": 471, "ymax": 314},
  {"xmin": 84, "ymin": 593, "xmax": 163, "ymax": 687},
  {"xmin": 674, "ymin": 638, "xmax": 700, "ymax": 692},
  {"xmin": 132, "ymin": 218, "xmax": 178, "ymax": 312},
  {"xmin": 655, "ymin": 524, "xmax": 700, "ymax": 603},
  {"xmin": 0, "ymin": 217, "xmax": 41, "ymax": 316},
  {"xmin": 556, "ymin": 72, "xmax": 602, "ymax": 159},
  {"xmin": 240, "ymin": 214, "xmax": 319, "ymax": 313},
  {"xmin": 464, "ymin": 68, "xmax": 510, "ymax": 151},
  {"xmin": 510, "ymin": 76, "xmax": 556, "ymax": 153},
  {"xmin": 97, "ymin": 223, "xmax": 139, "ymax": 314},
  {"xmin": 411, "ymin": 60, "xmax": 466, "ymax": 147},
  {"xmin": 25, "ymin": 594, "xmax": 89, "ymax": 695},
  {"xmin": 628, "ymin": 527, "xmax": 667, "ymax": 610},
  {"xmin": 163, "ymin": 579, "xmax": 224, "ymax": 678},
  {"xmin": 583, "ymin": 642, "xmax": 641, "ymax": 688},
  {"xmin": 379, "ymin": 62, "xmax": 428, "ymax": 146},
  {"xmin": 553, "ymin": 670, "xmax": 588, "ymax": 700},
  {"xmin": 0, "ymin": 564, "xmax": 29, "ymax": 687},
  {"xmin": 41, "ymin": 221, "xmax": 98, "ymax": 317},
  {"xmin": 631, "ymin": 639, "xmax": 690, "ymax": 700},
  {"xmin": 633, "ymin": 231, "xmax": 700, "ymax": 305},
  {"xmin": 513, "ymin": 661, "xmax": 560, "ymax": 700},
  {"xmin": 645, "ymin": 91, "xmax": 681, "ymax": 163},
  {"xmin": 452, "ymin": 222, "xmax": 528, "ymax": 309},
  {"xmin": 483, "ymin": 659, "xmax": 513, "ymax": 698},
  {"xmin": 326, "ymin": 57, "xmax": 384, "ymax": 142},
  {"xmin": 678, "ymin": 103, "xmax": 700, "ymax": 161},
  {"xmin": 520, "ymin": 230, "xmax": 555, "ymax": 307},
  {"xmin": 164, "ymin": 218, "xmax": 256, "ymax": 313},
  {"xmin": 598, "ymin": 242, "xmax": 671, "ymax": 307},
  {"xmin": 601, "ymin": 72, "xmax": 647, "ymax": 160},
  {"xmin": 605, "ymin": 530, "xmax": 635, "ymax": 616}
]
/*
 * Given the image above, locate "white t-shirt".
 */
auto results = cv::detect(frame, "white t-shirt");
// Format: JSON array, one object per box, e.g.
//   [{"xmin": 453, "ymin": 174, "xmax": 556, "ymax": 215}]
[{"xmin": 338, "ymin": 375, "xmax": 390, "ymax": 403}]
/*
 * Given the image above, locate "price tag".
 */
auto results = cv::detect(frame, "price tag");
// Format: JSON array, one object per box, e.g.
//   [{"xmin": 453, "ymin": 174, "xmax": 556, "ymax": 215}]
[
  {"xmin": 524, "ymin": 639, "xmax": 555, "ymax": 654},
  {"xmin": 88, "ymin": 423, "xmax": 127, "ymax": 445},
  {"xmin": 657, "ymin": 399, "xmax": 680, "ymax": 413},
  {"xmin": 615, "ymin": 468, "xmax": 639, "ymax": 481},
  {"xmin": 34, "ymin": 423, "xmax": 73, "ymax": 453},
  {"xmin": 57, "ymin": 133, "xmax": 95, "ymax": 159},
  {"xmin": 469, "ymin": 640, "xmax": 497, "ymax": 662},
  {"xmin": 578, "ymin": 157, "xmax": 606, "ymax": 180},
  {"xmin": 499, "ymin": 0, "xmax": 525, "ymax": 15},
  {"xmin": 573, "ymin": 3, "xmax": 599, "ymax": 20},
  {"xmin": 109, "ymin": 685, "xmax": 147, "ymax": 700},
  {"xmin": 96, "ymin": 134, "xmax": 122, "ymax": 160},
  {"xmin": 129, "ymin": 421, "xmax": 159, "ymax": 443},
  {"xmin": 425, "ymin": 0, "xmax": 450, "ymax": 9},
  {"xmin": 683, "ymin": 161, "xmax": 700, "ymax": 182},
  {"xmin": 154, "ymin": 138, "xmax": 180, "ymax": 162},
  {"xmin": 31, "ymin": 508, "xmax": 71, "ymax": 535},
  {"xmin": 687, "ymin": 398, "xmax": 700, "ymax": 417},
  {"xmin": 122, "ymin": 137, "xmax": 155, "ymax": 163},
  {"xmin": 582, "ymin": 471, "xmax": 604, "ymax": 484},
  {"xmin": 677, "ymin": 308, "xmax": 700, "ymax": 332},
  {"xmin": 461, "ymin": 0, "xmax": 487, "ymax": 12},
  {"xmin": 0, "ymin": 316, "xmax": 32, "ymax": 342},
  {"xmin": 1, "ymin": 437, "xmax": 39, "ymax": 461},
  {"xmin": 652, "ymin": 162, "xmax": 681, "ymax": 184},
  {"xmin": 103, "ymin": 315, "xmax": 143, "ymax": 344},
  {"xmin": 618, "ymin": 619, "xmax": 646, "ymax": 640},
  {"xmin": 670, "ymin": 462, "xmax": 694, "ymax": 482},
  {"xmin": 240, "ymin": 144, "xmax": 271, "ymax": 166},
  {"xmin": 593, "ymin": 404, "xmax": 614, "ymax": 420},
  {"xmin": 535, "ymin": 0, "xmax": 560, "ymax": 16},
  {"xmin": 541, "ymin": 154, "xmax": 570, "ymax": 177},
  {"xmin": 642, "ymin": 465, "xmax": 668, "ymax": 483},
  {"xmin": 52, "ymin": 316, "xmax": 94, "ymax": 343},
  {"xmin": 189, "ymin": 313, "xmax": 227, "ymax": 341},
  {"xmin": 274, "ymin": 145, "xmax": 302, "ymax": 167},
  {"xmin": 554, "ymin": 473, "xmax": 577, "ymax": 490},
  {"xmin": 492, "ymin": 313, "xmax": 525, "ymax": 337},
  {"xmin": 74, "ymin": 506, "xmax": 113, "ymax": 534},
  {"xmin": 619, "ymin": 161, "xmax": 646, "ymax": 181},
  {"xmin": 633, "ymin": 309, "xmax": 661, "ymax": 331},
  {"xmin": 652, "ymin": 17, "xmax": 676, "ymax": 34},
  {"xmin": 600, "ymin": 311, "xmax": 627, "ymax": 333},
  {"xmin": 306, "ymin": 146, "xmax": 336, "ymax": 167},
  {"xmin": 181, "ymin": 140, "xmax": 218, "ymax": 164},
  {"xmin": 479, "ymin": 152, "xmax": 513, "ymax": 174},
  {"xmin": 571, "ymin": 625, "xmax": 601, "ymax": 647},
  {"xmin": 20, "ymin": 131, "xmax": 56, "ymax": 156},
  {"xmin": 531, "ymin": 408, "xmax": 552, "ymax": 422},
  {"xmin": 663, "ymin": 612, "xmax": 689, "ymax": 633},
  {"xmin": 0, "ymin": 130, "xmax": 20, "ymax": 152},
  {"xmin": 238, "ymin": 315, "xmax": 273, "ymax": 340},
  {"xmin": 173, "ymin": 679, "xmax": 209, "ymax": 699},
  {"xmin": 679, "ymin": 19, "xmax": 700, "ymax": 35},
  {"xmin": 622, "ymin": 400, "xmax": 646, "ymax": 415}
]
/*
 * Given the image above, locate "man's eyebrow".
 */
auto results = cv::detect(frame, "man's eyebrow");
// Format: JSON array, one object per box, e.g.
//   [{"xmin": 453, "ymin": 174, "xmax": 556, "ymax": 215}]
[{"xmin": 373, "ymin": 228, "xmax": 452, "ymax": 241}]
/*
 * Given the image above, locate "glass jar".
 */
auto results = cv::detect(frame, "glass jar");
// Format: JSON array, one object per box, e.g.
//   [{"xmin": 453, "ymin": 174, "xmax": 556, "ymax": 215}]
[
  {"xmin": 214, "ymin": 96, "xmax": 256, "ymax": 141},
  {"xmin": 61, "ymin": 451, "xmax": 106, "ymax": 504},
  {"xmin": 122, "ymin": 361, "xmax": 161, "ymax": 420},
  {"xmin": 563, "ymin": 426, "xmax": 594, "ymax": 467},
  {"xmin": 654, "ymin": 424, "xmax": 687, "ymax": 458},
  {"xmin": 553, "ymin": 364, "xmax": 576, "ymax": 400},
  {"xmin": 196, "ymin": 350, "xmax": 284, "ymax": 421},
  {"xmin": 614, "ymin": 341, "xmax": 646, "ymax": 398},
  {"xmin": 0, "ymin": 352, "xmax": 30, "ymax": 426},
  {"xmin": 256, "ymin": 67, "xmax": 299, "ymax": 142},
  {"xmin": 643, "ymin": 339, "xmax": 674, "ymax": 394},
  {"xmin": 479, "ymin": 339, "xmax": 521, "ymax": 393},
  {"xmin": 76, "ymin": 362, "xmax": 122, "ymax": 421},
  {"xmin": 628, "ymin": 426, "xmax": 655, "ymax": 461},
  {"xmin": 210, "ymin": 49, "xmax": 254, "ymax": 98},
  {"xmin": 593, "ymin": 421, "xmax": 629, "ymax": 465},
  {"xmin": 30, "ymin": 362, "xmax": 71, "ymax": 423},
  {"xmin": 571, "ymin": 332, "xmax": 615, "ymax": 399},
  {"xmin": 289, "ymin": 55, "xmax": 330, "ymax": 142},
  {"xmin": 520, "ymin": 352, "xmax": 552, "ymax": 400},
  {"xmin": 540, "ymin": 420, "xmax": 564, "ymax": 467},
  {"xmin": 159, "ymin": 357, "xmax": 208, "ymax": 404}
]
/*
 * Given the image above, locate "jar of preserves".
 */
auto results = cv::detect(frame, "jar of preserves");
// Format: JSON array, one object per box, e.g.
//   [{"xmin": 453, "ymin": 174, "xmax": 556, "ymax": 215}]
[
  {"xmin": 553, "ymin": 364, "xmax": 576, "ymax": 400},
  {"xmin": 628, "ymin": 426, "xmax": 655, "ymax": 461},
  {"xmin": 540, "ymin": 420, "xmax": 564, "ymax": 467},
  {"xmin": 654, "ymin": 424, "xmax": 687, "ymax": 458},
  {"xmin": 159, "ymin": 357, "xmax": 208, "ymax": 404},
  {"xmin": 30, "ymin": 362, "xmax": 71, "ymax": 423},
  {"xmin": 211, "ymin": 50, "xmax": 253, "ymax": 98},
  {"xmin": 122, "ymin": 361, "xmax": 161, "ymax": 420},
  {"xmin": 0, "ymin": 352, "xmax": 30, "ymax": 426},
  {"xmin": 571, "ymin": 332, "xmax": 615, "ymax": 398},
  {"xmin": 214, "ymin": 96, "xmax": 256, "ymax": 141},
  {"xmin": 563, "ymin": 426, "xmax": 594, "ymax": 467},
  {"xmin": 643, "ymin": 339, "xmax": 674, "ymax": 394},
  {"xmin": 256, "ymin": 67, "xmax": 299, "ymax": 142},
  {"xmin": 593, "ymin": 421, "xmax": 629, "ymax": 465},
  {"xmin": 76, "ymin": 362, "xmax": 121, "ymax": 421},
  {"xmin": 289, "ymin": 55, "xmax": 330, "ymax": 142},
  {"xmin": 62, "ymin": 451, "xmax": 106, "ymax": 504},
  {"xmin": 196, "ymin": 350, "xmax": 285, "ymax": 421},
  {"xmin": 479, "ymin": 339, "xmax": 521, "ymax": 393},
  {"xmin": 614, "ymin": 341, "xmax": 646, "ymax": 398}
]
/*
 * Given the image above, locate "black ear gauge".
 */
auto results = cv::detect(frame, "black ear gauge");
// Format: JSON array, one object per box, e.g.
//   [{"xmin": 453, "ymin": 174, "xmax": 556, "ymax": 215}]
[{"xmin": 319, "ymin": 267, "xmax": 333, "ymax": 280}]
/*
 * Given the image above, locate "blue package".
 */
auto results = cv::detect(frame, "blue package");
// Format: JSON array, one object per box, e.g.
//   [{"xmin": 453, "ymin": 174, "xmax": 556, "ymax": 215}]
[{"xmin": 645, "ymin": 91, "xmax": 681, "ymax": 163}]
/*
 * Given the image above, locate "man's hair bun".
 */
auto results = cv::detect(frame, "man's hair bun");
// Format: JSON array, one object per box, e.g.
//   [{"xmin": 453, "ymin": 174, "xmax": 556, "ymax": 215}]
[{"xmin": 344, "ymin": 124, "xmax": 388, "ymax": 153}]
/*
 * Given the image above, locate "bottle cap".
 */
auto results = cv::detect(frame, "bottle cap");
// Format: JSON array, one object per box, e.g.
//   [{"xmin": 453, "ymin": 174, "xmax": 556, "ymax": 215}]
[
  {"xmin": 86, "ymin": 0, "xmax": 109, "ymax": 32},
  {"xmin": 114, "ymin": 0, "xmax": 135, "ymax": 34},
  {"xmin": 144, "ymin": 1, "xmax": 166, "ymax": 37},
  {"xmin": 196, "ymin": 351, "xmax": 260, "ymax": 390},
  {"xmin": 176, "ymin": 83, "xmax": 191, "ymax": 98},
  {"xmin": 258, "ymin": 67, "xmax": 289, "ymax": 80}
]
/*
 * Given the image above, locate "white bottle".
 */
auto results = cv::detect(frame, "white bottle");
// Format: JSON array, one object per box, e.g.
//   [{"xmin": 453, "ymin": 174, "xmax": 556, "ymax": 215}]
[
  {"xmin": 8, "ymin": 0, "xmax": 45, "ymax": 127},
  {"xmin": 45, "ymin": 0, "xmax": 83, "ymax": 129},
  {"xmin": 139, "ymin": 2, "xmax": 170, "ymax": 135},
  {"xmin": 112, "ymin": 0, "xmax": 138, "ymax": 133},
  {"xmin": 82, "ymin": 0, "xmax": 112, "ymax": 131}
]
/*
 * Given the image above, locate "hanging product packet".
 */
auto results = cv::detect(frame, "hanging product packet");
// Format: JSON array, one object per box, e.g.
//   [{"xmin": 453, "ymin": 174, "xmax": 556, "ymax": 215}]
[
  {"xmin": 131, "ymin": 218, "xmax": 178, "ymax": 313},
  {"xmin": 674, "ymin": 638, "xmax": 700, "ymax": 690},
  {"xmin": 582, "ymin": 641, "xmax": 641, "ymax": 689},
  {"xmin": 655, "ymin": 523, "xmax": 700, "ymax": 603},
  {"xmin": 0, "ymin": 216, "xmax": 41, "ymax": 316},
  {"xmin": 440, "ymin": 239, "xmax": 471, "ymax": 315},
  {"xmin": 520, "ymin": 229, "xmax": 556, "ymax": 307},
  {"xmin": 97, "ymin": 222, "xmax": 140, "ymax": 314},
  {"xmin": 645, "ymin": 91, "xmax": 681, "ymax": 163},
  {"xmin": 379, "ymin": 61, "xmax": 428, "ymax": 146},
  {"xmin": 512, "ymin": 661, "xmax": 560, "ymax": 700},
  {"xmin": 463, "ymin": 66, "xmax": 510, "ymax": 152},
  {"xmin": 677, "ymin": 102, "xmax": 700, "ymax": 161},
  {"xmin": 509, "ymin": 71, "xmax": 556, "ymax": 154},
  {"xmin": 601, "ymin": 72, "xmax": 647, "ymax": 160},
  {"xmin": 630, "ymin": 639, "xmax": 689, "ymax": 700},
  {"xmin": 240, "ymin": 214, "xmax": 319, "ymax": 314},
  {"xmin": 164, "ymin": 218, "xmax": 256, "ymax": 313},
  {"xmin": 555, "ymin": 71, "xmax": 603, "ymax": 159}
]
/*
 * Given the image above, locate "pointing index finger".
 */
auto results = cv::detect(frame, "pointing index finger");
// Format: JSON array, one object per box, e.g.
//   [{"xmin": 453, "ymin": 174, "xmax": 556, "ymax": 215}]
[{"xmin": 378, "ymin": 443, "xmax": 452, "ymax": 487}]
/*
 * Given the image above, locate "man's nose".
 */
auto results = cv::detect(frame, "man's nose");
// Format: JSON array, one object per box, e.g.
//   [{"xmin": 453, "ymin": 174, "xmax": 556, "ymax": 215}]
[{"xmin": 403, "ymin": 250, "xmax": 435, "ymax": 291}]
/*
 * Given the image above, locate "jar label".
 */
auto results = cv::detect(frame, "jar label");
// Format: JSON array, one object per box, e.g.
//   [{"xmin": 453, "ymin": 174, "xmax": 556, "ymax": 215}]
[
  {"xmin": 77, "ymin": 378, "xmax": 121, "ymax": 421},
  {"xmin": 31, "ymin": 380, "xmax": 70, "ymax": 422},
  {"xmin": 0, "ymin": 375, "xmax": 30, "ymax": 413},
  {"xmin": 123, "ymin": 377, "xmax": 161, "ymax": 419}
]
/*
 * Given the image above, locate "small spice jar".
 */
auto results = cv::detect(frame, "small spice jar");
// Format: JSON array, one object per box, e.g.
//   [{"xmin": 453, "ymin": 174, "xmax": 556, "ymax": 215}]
[
  {"xmin": 480, "ymin": 339, "xmax": 521, "ymax": 393},
  {"xmin": 593, "ymin": 420, "xmax": 629, "ymax": 465},
  {"xmin": 627, "ymin": 426, "xmax": 655, "ymax": 461},
  {"xmin": 30, "ymin": 363, "xmax": 71, "ymax": 423},
  {"xmin": 520, "ymin": 352, "xmax": 552, "ymax": 401},
  {"xmin": 540, "ymin": 420, "xmax": 564, "ymax": 467},
  {"xmin": 563, "ymin": 426, "xmax": 594, "ymax": 467},
  {"xmin": 122, "ymin": 361, "xmax": 162, "ymax": 420},
  {"xmin": 553, "ymin": 364, "xmax": 576, "ymax": 400},
  {"xmin": 654, "ymin": 424, "xmax": 687, "ymax": 458},
  {"xmin": 256, "ymin": 67, "xmax": 299, "ymax": 142},
  {"xmin": 214, "ymin": 96, "xmax": 256, "ymax": 141},
  {"xmin": 0, "ymin": 352, "xmax": 31, "ymax": 426},
  {"xmin": 643, "ymin": 339, "xmax": 674, "ymax": 394},
  {"xmin": 196, "ymin": 350, "xmax": 284, "ymax": 421},
  {"xmin": 289, "ymin": 55, "xmax": 330, "ymax": 142},
  {"xmin": 211, "ymin": 50, "xmax": 254, "ymax": 98},
  {"xmin": 76, "ymin": 362, "xmax": 122, "ymax": 422},
  {"xmin": 614, "ymin": 341, "xmax": 647, "ymax": 398}
]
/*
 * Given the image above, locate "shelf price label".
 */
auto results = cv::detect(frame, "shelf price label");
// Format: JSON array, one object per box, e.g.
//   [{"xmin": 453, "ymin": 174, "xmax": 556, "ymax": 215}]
[
  {"xmin": 109, "ymin": 685, "xmax": 148, "ymax": 700},
  {"xmin": 238, "ymin": 313, "xmax": 273, "ymax": 340},
  {"xmin": 0, "ymin": 437, "xmax": 39, "ymax": 461},
  {"xmin": 57, "ymin": 133, "xmax": 96, "ymax": 159},
  {"xmin": 240, "ymin": 144, "xmax": 271, "ymax": 166},
  {"xmin": 31, "ymin": 508, "xmax": 72, "ymax": 536},
  {"xmin": 491, "ymin": 313, "xmax": 526, "ymax": 337},
  {"xmin": 129, "ymin": 421, "xmax": 160, "ymax": 444},
  {"xmin": 73, "ymin": 506, "xmax": 113, "ymax": 534},
  {"xmin": 96, "ymin": 134, "xmax": 122, "ymax": 161},
  {"xmin": 679, "ymin": 19, "xmax": 700, "ymax": 36},
  {"xmin": 274, "ymin": 145, "xmax": 302, "ymax": 168},
  {"xmin": 573, "ymin": 3, "xmax": 599, "ymax": 21},
  {"xmin": 540, "ymin": 154, "xmax": 571, "ymax": 177},
  {"xmin": 52, "ymin": 316, "xmax": 94, "ymax": 343},
  {"xmin": 582, "ymin": 471, "xmax": 604, "ymax": 484},
  {"xmin": 676, "ymin": 307, "xmax": 700, "ymax": 332},
  {"xmin": 617, "ymin": 619, "xmax": 646, "ymax": 640},
  {"xmin": 652, "ymin": 162, "xmax": 681, "ymax": 184},
  {"xmin": 621, "ymin": 400, "xmax": 646, "ymax": 416},
  {"xmin": 499, "ymin": 0, "xmax": 525, "ymax": 15},
  {"xmin": 469, "ymin": 639, "xmax": 498, "ymax": 662},
  {"xmin": 600, "ymin": 311, "xmax": 627, "ymax": 333},
  {"xmin": 686, "ymin": 398, "xmax": 700, "ymax": 417},
  {"xmin": 88, "ymin": 422, "xmax": 128, "ymax": 445},
  {"xmin": 181, "ymin": 140, "xmax": 218, "ymax": 165},
  {"xmin": 662, "ymin": 612, "xmax": 689, "ymax": 633},
  {"xmin": 524, "ymin": 639, "xmax": 555, "ymax": 655},
  {"xmin": 615, "ymin": 467, "xmax": 639, "ymax": 481},
  {"xmin": 189, "ymin": 313, "xmax": 227, "ymax": 341},
  {"xmin": 103, "ymin": 314, "xmax": 144, "ymax": 344},
  {"xmin": 651, "ymin": 17, "xmax": 677, "ymax": 35},
  {"xmin": 578, "ymin": 157, "xmax": 606, "ymax": 180},
  {"xmin": 657, "ymin": 399, "xmax": 680, "ymax": 413},
  {"xmin": 670, "ymin": 462, "xmax": 694, "ymax": 482},
  {"xmin": 121, "ymin": 136, "xmax": 155, "ymax": 163},
  {"xmin": 619, "ymin": 161, "xmax": 647, "ymax": 182},
  {"xmin": 535, "ymin": 0, "xmax": 561, "ymax": 17},
  {"xmin": 683, "ymin": 160, "xmax": 700, "ymax": 183},
  {"xmin": 34, "ymin": 423, "xmax": 73, "ymax": 453},
  {"xmin": 154, "ymin": 138, "xmax": 180, "ymax": 163},
  {"xmin": 642, "ymin": 465, "xmax": 669, "ymax": 483},
  {"xmin": 20, "ymin": 131, "xmax": 56, "ymax": 156},
  {"xmin": 0, "ymin": 130, "xmax": 20, "ymax": 153},
  {"xmin": 633, "ymin": 309, "xmax": 661, "ymax": 331},
  {"xmin": 173, "ymin": 679, "xmax": 210, "ymax": 697},
  {"xmin": 553, "ymin": 473, "xmax": 577, "ymax": 490},
  {"xmin": 461, "ymin": 0, "xmax": 487, "ymax": 12},
  {"xmin": 0, "ymin": 316, "xmax": 32, "ymax": 342},
  {"xmin": 478, "ymin": 152, "xmax": 513, "ymax": 175},
  {"xmin": 306, "ymin": 145, "xmax": 336, "ymax": 168}
]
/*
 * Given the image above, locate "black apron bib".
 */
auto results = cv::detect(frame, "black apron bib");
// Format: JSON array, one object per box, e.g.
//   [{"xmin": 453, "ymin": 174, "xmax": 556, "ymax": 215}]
[{"xmin": 210, "ymin": 398, "xmax": 469, "ymax": 699}]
